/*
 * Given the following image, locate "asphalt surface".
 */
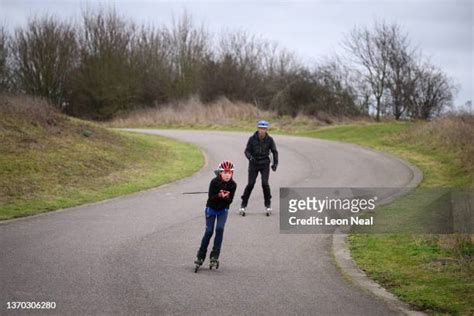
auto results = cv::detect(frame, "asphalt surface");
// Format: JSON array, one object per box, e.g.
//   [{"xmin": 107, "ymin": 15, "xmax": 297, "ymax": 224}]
[{"xmin": 0, "ymin": 130, "xmax": 418, "ymax": 315}]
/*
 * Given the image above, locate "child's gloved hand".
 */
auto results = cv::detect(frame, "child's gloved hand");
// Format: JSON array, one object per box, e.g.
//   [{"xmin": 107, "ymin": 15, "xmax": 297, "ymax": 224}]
[{"xmin": 219, "ymin": 190, "xmax": 230, "ymax": 198}]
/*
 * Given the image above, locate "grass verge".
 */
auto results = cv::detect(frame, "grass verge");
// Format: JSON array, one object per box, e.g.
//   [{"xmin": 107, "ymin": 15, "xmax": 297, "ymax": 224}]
[
  {"xmin": 0, "ymin": 96, "xmax": 204, "ymax": 220},
  {"xmin": 300, "ymin": 120, "xmax": 473, "ymax": 314}
]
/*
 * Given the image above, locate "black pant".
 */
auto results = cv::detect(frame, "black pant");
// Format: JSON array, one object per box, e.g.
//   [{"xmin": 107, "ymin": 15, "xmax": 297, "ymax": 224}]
[{"xmin": 241, "ymin": 163, "xmax": 271, "ymax": 208}]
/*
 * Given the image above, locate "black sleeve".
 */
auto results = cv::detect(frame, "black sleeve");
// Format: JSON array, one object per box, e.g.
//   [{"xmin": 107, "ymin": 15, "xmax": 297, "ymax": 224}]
[
  {"xmin": 270, "ymin": 137, "xmax": 279, "ymax": 165},
  {"xmin": 208, "ymin": 178, "xmax": 221, "ymax": 203},
  {"xmin": 226, "ymin": 182, "xmax": 237, "ymax": 204},
  {"xmin": 244, "ymin": 137, "xmax": 253, "ymax": 160}
]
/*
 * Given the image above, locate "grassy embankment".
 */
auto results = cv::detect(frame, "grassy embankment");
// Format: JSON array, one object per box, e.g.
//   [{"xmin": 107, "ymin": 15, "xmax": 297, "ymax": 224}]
[
  {"xmin": 107, "ymin": 98, "xmax": 473, "ymax": 314},
  {"xmin": 0, "ymin": 95, "xmax": 204, "ymax": 220},
  {"xmin": 300, "ymin": 118, "xmax": 473, "ymax": 315}
]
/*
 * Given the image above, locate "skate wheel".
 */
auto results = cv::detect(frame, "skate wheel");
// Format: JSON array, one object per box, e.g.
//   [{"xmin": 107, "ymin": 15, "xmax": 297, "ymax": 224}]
[
  {"xmin": 194, "ymin": 266, "xmax": 199, "ymax": 273},
  {"xmin": 242, "ymin": 212, "xmax": 246, "ymax": 217}
]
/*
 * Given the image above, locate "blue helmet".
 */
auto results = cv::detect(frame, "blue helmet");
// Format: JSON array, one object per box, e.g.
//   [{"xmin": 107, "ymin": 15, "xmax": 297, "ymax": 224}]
[{"xmin": 257, "ymin": 120, "xmax": 269, "ymax": 129}]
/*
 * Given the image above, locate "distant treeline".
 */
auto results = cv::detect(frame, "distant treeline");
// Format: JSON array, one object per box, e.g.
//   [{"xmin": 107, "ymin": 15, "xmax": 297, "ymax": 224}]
[{"xmin": 0, "ymin": 9, "xmax": 455, "ymax": 121}]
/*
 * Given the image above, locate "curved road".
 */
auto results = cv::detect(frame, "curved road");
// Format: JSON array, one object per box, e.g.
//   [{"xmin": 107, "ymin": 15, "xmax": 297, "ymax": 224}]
[{"xmin": 0, "ymin": 130, "xmax": 417, "ymax": 315}]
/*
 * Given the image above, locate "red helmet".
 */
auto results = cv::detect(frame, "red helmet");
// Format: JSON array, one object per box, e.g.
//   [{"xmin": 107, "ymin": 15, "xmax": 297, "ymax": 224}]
[{"xmin": 217, "ymin": 160, "xmax": 235, "ymax": 173}]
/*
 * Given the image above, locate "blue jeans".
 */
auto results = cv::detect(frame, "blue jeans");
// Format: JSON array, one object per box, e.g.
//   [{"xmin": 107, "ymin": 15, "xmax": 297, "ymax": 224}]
[{"xmin": 197, "ymin": 207, "xmax": 228, "ymax": 260}]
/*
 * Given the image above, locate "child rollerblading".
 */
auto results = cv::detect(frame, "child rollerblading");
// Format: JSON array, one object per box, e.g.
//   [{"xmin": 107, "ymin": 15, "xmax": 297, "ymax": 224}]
[{"xmin": 194, "ymin": 160, "xmax": 237, "ymax": 272}]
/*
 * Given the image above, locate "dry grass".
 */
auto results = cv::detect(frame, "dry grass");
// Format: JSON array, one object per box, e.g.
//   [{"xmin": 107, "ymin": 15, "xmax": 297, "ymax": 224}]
[
  {"xmin": 0, "ymin": 94, "xmax": 125, "ymax": 153},
  {"xmin": 106, "ymin": 96, "xmax": 274, "ymax": 127},
  {"xmin": 0, "ymin": 94, "xmax": 64, "ymax": 130},
  {"xmin": 104, "ymin": 96, "xmax": 372, "ymax": 131},
  {"xmin": 397, "ymin": 113, "xmax": 474, "ymax": 180}
]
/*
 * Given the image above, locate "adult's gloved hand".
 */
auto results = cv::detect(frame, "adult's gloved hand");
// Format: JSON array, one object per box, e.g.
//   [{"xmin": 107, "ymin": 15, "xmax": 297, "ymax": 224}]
[{"xmin": 271, "ymin": 164, "xmax": 277, "ymax": 172}]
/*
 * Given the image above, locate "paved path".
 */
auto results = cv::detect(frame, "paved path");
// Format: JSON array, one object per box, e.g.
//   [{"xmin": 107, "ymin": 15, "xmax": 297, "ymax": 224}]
[{"xmin": 0, "ymin": 130, "xmax": 417, "ymax": 315}]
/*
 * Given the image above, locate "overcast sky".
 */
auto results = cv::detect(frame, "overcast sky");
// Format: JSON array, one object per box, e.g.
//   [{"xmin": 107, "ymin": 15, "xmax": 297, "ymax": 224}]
[{"xmin": 1, "ymin": 0, "xmax": 472, "ymax": 106}]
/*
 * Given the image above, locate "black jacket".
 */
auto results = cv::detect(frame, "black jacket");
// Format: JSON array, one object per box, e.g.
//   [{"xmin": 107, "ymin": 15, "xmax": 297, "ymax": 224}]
[
  {"xmin": 206, "ymin": 176, "xmax": 237, "ymax": 211},
  {"xmin": 244, "ymin": 132, "xmax": 279, "ymax": 166}
]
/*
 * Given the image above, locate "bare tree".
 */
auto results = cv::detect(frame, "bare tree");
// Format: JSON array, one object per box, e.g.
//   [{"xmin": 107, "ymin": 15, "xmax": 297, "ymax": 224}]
[
  {"xmin": 260, "ymin": 41, "xmax": 299, "ymax": 78},
  {"xmin": 344, "ymin": 21, "xmax": 393, "ymax": 121},
  {"xmin": 218, "ymin": 31, "xmax": 265, "ymax": 102},
  {"xmin": 69, "ymin": 8, "xmax": 138, "ymax": 119},
  {"xmin": 260, "ymin": 44, "xmax": 300, "ymax": 107},
  {"xmin": 167, "ymin": 12, "xmax": 210, "ymax": 100},
  {"xmin": 328, "ymin": 54, "xmax": 372, "ymax": 115},
  {"xmin": 10, "ymin": 16, "xmax": 77, "ymax": 107},
  {"xmin": 354, "ymin": 75, "xmax": 373, "ymax": 115},
  {"xmin": 201, "ymin": 30, "xmax": 302, "ymax": 108},
  {"xmin": 315, "ymin": 58, "xmax": 360, "ymax": 115},
  {"xmin": 408, "ymin": 62, "xmax": 455, "ymax": 119},
  {"xmin": 5, "ymin": 9, "xmax": 405, "ymax": 120},
  {"xmin": 384, "ymin": 24, "xmax": 419, "ymax": 119},
  {"xmin": 0, "ymin": 27, "xmax": 8, "ymax": 91},
  {"xmin": 132, "ymin": 25, "xmax": 173, "ymax": 105}
]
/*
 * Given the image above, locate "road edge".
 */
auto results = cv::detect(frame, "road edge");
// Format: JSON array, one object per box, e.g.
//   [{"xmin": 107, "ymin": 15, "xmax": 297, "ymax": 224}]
[{"xmin": 330, "ymin": 143, "xmax": 426, "ymax": 316}]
